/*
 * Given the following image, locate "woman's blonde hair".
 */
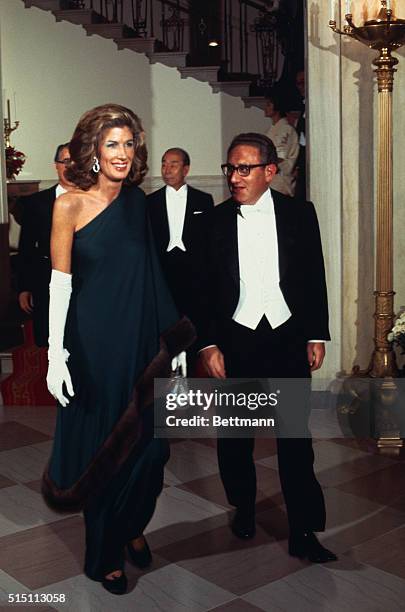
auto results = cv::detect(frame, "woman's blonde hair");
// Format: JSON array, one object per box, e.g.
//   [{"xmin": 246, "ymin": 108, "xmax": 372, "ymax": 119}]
[{"xmin": 66, "ymin": 103, "xmax": 148, "ymax": 190}]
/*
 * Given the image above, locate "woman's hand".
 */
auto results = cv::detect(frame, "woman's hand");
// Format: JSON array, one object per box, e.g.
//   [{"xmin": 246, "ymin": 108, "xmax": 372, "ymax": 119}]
[{"xmin": 47, "ymin": 349, "xmax": 74, "ymax": 407}]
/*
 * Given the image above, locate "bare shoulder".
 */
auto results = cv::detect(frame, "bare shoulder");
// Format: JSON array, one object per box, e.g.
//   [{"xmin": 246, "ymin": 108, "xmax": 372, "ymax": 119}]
[
  {"xmin": 53, "ymin": 190, "xmax": 89, "ymax": 230},
  {"xmin": 55, "ymin": 189, "xmax": 83, "ymax": 209},
  {"xmin": 54, "ymin": 189, "xmax": 89, "ymax": 215}
]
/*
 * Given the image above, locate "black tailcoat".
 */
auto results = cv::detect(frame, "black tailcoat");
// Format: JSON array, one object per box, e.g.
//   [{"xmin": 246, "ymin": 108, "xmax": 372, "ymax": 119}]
[
  {"xmin": 17, "ymin": 185, "xmax": 56, "ymax": 347},
  {"xmin": 193, "ymin": 188, "xmax": 329, "ymax": 532},
  {"xmin": 195, "ymin": 188, "xmax": 330, "ymax": 353},
  {"xmin": 147, "ymin": 184, "xmax": 214, "ymax": 319}
]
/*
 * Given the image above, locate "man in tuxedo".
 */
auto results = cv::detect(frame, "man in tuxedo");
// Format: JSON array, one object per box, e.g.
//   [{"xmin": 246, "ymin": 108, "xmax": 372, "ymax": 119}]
[
  {"xmin": 147, "ymin": 147, "xmax": 214, "ymax": 319},
  {"xmin": 197, "ymin": 132, "xmax": 337, "ymax": 563},
  {"xmin": 18, "ymin": 143, "xmax": 72, "ymax": 346}
]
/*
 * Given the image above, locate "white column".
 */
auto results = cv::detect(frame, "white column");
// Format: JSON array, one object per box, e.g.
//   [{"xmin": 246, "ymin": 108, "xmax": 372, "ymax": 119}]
[
  {"xmin": 0, "ymin": 23, "xmax": 11, "ymax": 317},
  {"xmin": 340, "ymin": 33, "xmax": 376, "ymax": 372},
  {"xmin": 0, "ymin": 26, "xmax": 7, "ymax": 222},
  {"xmin": 306, "ymin": 0, "xmax": 395, "ymax": 377},
  {"xmin": 307, "ymin": 0, "xmax": 342, "ymax": 383}
]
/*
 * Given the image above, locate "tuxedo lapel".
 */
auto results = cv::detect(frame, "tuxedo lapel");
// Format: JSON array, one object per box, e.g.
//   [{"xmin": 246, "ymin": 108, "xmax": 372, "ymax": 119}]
[
  {"xmin": 272, "ymin": 189, "xmax": 292, "ymax": 281},
  {"xmin": 47, "ymin": 186, "xmax": 57, "ymax": 207},
  {"xmin": 51, "ymin": 186, "xmax": 58, "ymax": 213},
  {"xmin": 221, "ymin": 200, "xmax": 239, "ymax": 287},
  {"xmin": 157, "ymin": 187, "xmax": 170, "ymax": 250},
  {"xmin": 42, "ymin": 186, "xmax": 58, "ymax": 231},
  {"xmin": 41, "ymin": 185, "xmax": 57, "ymax": 210},
  {"xmin": 182, "ymin": 186, "xmax": 195, "ymax": 248}
]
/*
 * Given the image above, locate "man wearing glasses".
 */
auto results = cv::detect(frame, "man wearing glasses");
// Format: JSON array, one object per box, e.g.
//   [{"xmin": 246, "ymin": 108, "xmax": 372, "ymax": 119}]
[
  {"xmin": 18, "ymin": 143, "xmax": 72, "ymax": 346},
  {"xmin": 196, "ymin": 132, "xmax": 337, "ymax": 564}
]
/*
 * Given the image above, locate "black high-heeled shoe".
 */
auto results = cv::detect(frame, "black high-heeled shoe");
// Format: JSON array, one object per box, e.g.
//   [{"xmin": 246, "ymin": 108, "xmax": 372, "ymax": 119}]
[
  {"xmin": 101, "ymin": 571, "xmax": 128, "ymax": 595},
  {"xmin": 127, "ymin": 537, "xmax": 152, "ymax": 569}
]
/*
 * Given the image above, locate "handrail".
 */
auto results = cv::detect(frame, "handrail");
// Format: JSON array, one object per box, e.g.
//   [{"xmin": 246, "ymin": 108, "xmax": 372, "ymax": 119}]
[
  {"xmin": 63, "ymin": 0, "xmax": 293, "ymax": 92},
  {"xmin": 223, "ymin": 0, "xmax": 289, "ymax": 88},
  {"xmin": 163, "ymin": 0, "xmax": 189, "ymax": 14},
  {"xmin": 240, "ymin": 0, "xmax": 270, "ymax": 12},
  {"xmin": 76, "ymin": 0, "xmax": 189, "ymax": 22}
]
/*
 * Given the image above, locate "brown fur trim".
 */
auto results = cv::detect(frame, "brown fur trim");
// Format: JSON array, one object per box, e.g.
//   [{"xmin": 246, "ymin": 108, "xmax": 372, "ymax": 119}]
[{"xmin": 41, "ymin": 316, "xmax": 195, "ymax": 512}]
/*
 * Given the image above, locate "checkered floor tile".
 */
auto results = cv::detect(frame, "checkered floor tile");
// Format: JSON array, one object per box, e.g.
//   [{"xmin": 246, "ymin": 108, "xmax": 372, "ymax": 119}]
[{"xmin": 1, "ymin": 405, "xmax": 405, "ymax": 610}]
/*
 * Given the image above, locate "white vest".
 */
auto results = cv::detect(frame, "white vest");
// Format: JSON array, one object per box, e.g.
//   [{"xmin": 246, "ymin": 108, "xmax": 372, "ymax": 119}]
[{"xmin": 232, "ymin": 189, "xmax": 292, "ymax": 330}]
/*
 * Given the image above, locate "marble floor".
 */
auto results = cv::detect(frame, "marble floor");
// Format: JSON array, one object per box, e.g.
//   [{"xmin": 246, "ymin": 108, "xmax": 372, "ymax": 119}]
[{"xmin": 1, "ymin": 405, "xmax": 405, "ymax": 611}]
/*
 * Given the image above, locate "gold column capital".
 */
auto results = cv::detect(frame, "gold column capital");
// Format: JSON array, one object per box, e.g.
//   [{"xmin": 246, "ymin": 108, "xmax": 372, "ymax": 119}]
[{"xmin": 373, "ymin": 48, "xmax": 399, "ymax": 92}]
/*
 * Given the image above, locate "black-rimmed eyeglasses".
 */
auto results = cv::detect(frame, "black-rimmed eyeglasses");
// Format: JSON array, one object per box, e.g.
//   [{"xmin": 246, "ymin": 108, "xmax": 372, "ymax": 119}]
[
  {"xmin": 55, "ymin": 158, "xmax": 71, "ymax": 166},
  {"xmin": 221, "ymin": 163, "xmax": 268, "ymax": 177}
]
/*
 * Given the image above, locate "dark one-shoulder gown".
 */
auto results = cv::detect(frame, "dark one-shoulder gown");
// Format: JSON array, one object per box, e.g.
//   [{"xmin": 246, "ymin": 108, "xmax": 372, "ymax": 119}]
[{"xmin": 42, "ymin": 185, "xmax": 194, "ymax": 579}]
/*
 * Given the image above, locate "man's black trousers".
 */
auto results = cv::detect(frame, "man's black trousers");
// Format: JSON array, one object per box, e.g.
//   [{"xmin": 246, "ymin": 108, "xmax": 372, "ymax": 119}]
[{"xmin": 216, "ymin": 316, "xmax": 326, "ymax": 532}]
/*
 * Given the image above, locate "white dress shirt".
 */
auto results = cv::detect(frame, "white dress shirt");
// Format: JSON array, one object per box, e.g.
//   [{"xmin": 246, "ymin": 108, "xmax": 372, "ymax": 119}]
[
  {"xmin": 166, "ymin": 184, "xmax": 187, "ymax": 252},
  {"xmin": 232, "ymin": 189, "xmax": 292, "ymax": 330},
  {"xmin": 55, "ymin": 184, "xmax": 67, "ymax": 198}
]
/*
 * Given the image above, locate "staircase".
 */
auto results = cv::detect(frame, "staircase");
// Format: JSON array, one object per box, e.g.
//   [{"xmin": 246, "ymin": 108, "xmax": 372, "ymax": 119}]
[{"xmin": 23, "ymin": 0, "xmax": 268, "ymax": 110}]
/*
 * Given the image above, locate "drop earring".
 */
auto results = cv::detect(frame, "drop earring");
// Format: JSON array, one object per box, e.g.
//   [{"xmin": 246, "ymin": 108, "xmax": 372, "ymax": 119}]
[{"xmin": 92, "ymin": 156, "xmax": 100, "ymax": 173}]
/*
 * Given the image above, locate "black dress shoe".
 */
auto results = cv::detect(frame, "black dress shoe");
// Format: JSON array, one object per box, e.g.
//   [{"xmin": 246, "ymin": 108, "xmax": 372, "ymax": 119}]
[
  {"xmin": 288, "ymin": 531, "xmax": 338, "ymax": 563},
  {"xmin": 101, "ymin": 571, "xmax": 128, "ymax": 595},
  {"xmin": 231, "ymin": 509, "xmax": 256, "ymax": 539},
  {"xmin": 127, "ymin": 537, "xmax": 152, "ymax": 569}
]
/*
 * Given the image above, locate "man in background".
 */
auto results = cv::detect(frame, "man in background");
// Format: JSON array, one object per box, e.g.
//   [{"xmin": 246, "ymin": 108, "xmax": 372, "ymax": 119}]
[
  {"xmin": 264, "ymin": 90, "xmax": 299, "ymax": 197},
  {"xmin": 18, "ymin": 143, "xmax": 72, "ymax": 346},
  {"xmin": 147, "ymin": 147, "xmax": 214, "ymax": 323}
]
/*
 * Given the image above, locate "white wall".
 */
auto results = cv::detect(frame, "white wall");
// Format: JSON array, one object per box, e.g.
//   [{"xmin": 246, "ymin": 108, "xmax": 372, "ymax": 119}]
[
  {"xmin": 1, "ymin": 0, "xmax": 266, "ymax": 184},
  {"xmin": 307, "ymin": 0, "xmax": 342, "ymax": 385}
]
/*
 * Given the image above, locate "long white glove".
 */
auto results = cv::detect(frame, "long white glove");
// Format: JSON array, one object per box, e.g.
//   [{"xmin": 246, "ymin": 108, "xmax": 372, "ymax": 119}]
[
  {"xmin": 171, "ymin": 351, "xmax": 187, "ymax": 378},
  {"xmin": 46, "ymin": 269, "xmax": 74, "ymax": 407}
]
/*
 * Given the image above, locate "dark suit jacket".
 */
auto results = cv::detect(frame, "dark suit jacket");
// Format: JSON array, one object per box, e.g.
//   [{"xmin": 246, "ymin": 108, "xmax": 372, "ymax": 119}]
[
  {"xmin": 17, "ymin": 185, "xmax": 57, "ymax": 346},
  {"xmin": 147, "ymin": 184, "xmax": 214, "ymax": 317},
  {"xmin": 194, "ymin": 189, "xmax": 330, "ymax": 351}
]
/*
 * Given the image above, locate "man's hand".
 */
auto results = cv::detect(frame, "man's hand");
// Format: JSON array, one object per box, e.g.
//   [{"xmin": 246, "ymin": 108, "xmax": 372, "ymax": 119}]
[
  {"xmin": 307, "ymin": 342, "xmax": 325, "ymax": 371},
  {"xmin": 200, "ymin": 346, "xmax": 226, "ymax": 379},
  {"xmin": 19, "ymin": 291, "xmax": 33, "ymax": 313}
]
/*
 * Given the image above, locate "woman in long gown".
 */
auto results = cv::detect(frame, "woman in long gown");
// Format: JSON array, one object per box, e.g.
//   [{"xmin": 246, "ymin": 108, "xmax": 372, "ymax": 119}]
[{"xmin": 41, "ymin": 104, "xmax": 194, "ymax": 594}]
